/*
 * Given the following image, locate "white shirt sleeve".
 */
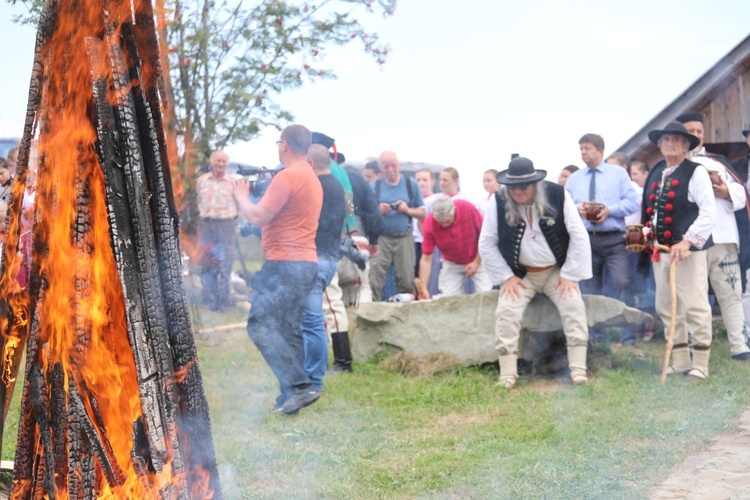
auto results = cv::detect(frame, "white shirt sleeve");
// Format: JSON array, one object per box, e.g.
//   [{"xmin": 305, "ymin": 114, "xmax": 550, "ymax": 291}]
[
  {"xmin": 724, "ymin": 166, "xmax": 748, "ymax": 211},
  {"xmin": 685, "ymin": 166, "xmax": 717, "ymax": 248},
  {"xmin": 559, "ymin": 190, "xmax": 593, "ymax": 281},
  {"xmin": 478, "ymin": 195, "xmax": 515, "ymax": 284}
]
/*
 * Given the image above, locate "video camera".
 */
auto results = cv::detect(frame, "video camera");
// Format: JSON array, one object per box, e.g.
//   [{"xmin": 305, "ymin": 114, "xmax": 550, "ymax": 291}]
[{"xmin": 235, "ymin": 164, "xmax": 282, "ymax": 198}]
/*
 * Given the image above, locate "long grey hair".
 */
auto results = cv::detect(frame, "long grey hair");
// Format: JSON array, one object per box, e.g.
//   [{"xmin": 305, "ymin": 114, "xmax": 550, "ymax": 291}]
[{"xmin": 500, "ymin": 181, "xmax": 556, "ymax": 227}]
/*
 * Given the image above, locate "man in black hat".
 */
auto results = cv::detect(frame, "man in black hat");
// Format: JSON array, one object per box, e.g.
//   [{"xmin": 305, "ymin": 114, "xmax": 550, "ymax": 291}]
[
  {"xmin": 478, "ymin": 157, "xmax": 591, "ymax": 389},
  {"xmin": 640, "ymin": 122, "xmax": 716, "ymax": 379},
  {"xmin": 565, "ymin": 133, "xmax": 640, "ymax": 345},
  {"xmin": 675, "ymin": 112, "xmax": 750, "ymax": 361}
]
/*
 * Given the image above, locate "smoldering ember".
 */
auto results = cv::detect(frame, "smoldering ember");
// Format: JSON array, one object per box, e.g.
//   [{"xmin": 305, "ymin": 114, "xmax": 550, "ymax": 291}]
[{"xmin": 0, "ymin": 0, "xmax": 221, "ymax": 497}]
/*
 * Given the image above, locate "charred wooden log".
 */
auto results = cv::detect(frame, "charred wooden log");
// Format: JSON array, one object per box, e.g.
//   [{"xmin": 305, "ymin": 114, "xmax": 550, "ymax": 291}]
[{"xmin": 0, "ymin": 0, "xmax": 222, "ymax": 497}]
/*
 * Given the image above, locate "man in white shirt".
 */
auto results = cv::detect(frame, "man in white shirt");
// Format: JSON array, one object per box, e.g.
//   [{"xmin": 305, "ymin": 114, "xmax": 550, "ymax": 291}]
[
  {"xmin": 677, "ymin": 112, "xmax": 750, "ymax": 361},
  {"xmin": 479, "ymin": 157, "xmax": 592, "ymax": 389},
  {"xmin": 640, "ymin": 122, "xmax": 717, "ymax": 379}
]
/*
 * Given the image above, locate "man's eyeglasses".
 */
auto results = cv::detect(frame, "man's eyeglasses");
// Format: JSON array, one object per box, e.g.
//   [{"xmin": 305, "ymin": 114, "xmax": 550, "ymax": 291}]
[
  {"xmin": 275, "ymin": 139, "xmax": 285, "ymax": 146},
  {"xmin": 508, "ymin": 183, "xmax": 533, "ymax": 191}
]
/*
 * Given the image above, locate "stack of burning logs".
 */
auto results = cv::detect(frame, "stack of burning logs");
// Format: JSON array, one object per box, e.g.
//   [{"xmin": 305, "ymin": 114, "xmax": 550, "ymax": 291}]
[{"xmin": 0, "ymin": 0, "xmax": 222, "ymax": 497}]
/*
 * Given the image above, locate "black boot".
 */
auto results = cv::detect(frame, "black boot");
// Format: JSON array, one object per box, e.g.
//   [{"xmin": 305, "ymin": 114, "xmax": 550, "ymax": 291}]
[{"xmin": 329, "ymin": 331, "xmax": 353, "ymax": 373}]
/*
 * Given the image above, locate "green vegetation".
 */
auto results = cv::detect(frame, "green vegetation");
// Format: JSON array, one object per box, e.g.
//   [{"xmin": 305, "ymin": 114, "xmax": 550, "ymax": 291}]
[{"xmin": 3, "ymin": 319, "xmax": 750, "ymax": 498}]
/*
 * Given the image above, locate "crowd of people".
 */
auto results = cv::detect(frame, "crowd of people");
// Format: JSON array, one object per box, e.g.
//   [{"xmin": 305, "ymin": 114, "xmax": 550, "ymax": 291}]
[{"xmin": 188, "ymin": 113, "xmax": 750, "ymax": 413}]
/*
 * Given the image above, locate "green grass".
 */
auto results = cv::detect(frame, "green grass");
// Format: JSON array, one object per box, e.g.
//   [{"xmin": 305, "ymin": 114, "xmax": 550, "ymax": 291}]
[{"xmin": 4, "ymin": 315, "xmax": 750, "ymax": 498}]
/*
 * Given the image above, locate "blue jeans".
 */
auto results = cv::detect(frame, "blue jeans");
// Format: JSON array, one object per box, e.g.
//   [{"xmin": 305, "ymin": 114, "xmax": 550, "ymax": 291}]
[
  {"xmin": 198, "ymin": 218, "xmax": 236, "ymax": 310},
  {"xmin": 301, "ymin": 256, "xmax": 339, "ymax": 391},
  {"xmin": 246, "ymin": 260, "xmax": 317, "ymax": 406}
]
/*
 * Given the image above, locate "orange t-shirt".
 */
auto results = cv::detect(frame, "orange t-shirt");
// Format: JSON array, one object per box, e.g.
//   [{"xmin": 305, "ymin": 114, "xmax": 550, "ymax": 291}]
[{"xmin": 258, "ymin": 161, "xmax": 323, "ymax": 262}]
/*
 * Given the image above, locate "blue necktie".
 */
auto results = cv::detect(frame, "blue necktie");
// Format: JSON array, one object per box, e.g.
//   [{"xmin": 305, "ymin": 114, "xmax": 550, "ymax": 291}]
[{"xmin": 589, "ymin": 169, "xmax": 596, "ymax": 201}]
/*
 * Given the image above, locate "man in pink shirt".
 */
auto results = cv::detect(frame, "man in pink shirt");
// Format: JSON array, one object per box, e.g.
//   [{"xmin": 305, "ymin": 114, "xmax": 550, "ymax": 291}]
[{"xmin": 418, "ymin": 196, "xmax": 491, "ymax": 298}]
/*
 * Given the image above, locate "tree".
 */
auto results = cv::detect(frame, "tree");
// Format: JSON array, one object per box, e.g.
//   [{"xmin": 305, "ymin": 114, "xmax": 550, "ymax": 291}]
[
  {"xmin": 10, "ymin": 0, "xmax": 395, "ymax": 227},
  {"xmin": 11, "ymin": 0, "xmax": 394, "ymax": 154},
  {"xmin": 163, "ymin": 0, "xmax": 395, "ymax": 157}
]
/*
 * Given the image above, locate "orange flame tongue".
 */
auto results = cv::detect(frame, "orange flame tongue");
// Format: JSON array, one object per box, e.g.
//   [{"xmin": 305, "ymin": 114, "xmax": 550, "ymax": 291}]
[
  {"xmin": 27, "ymin": 0, "xmax": 146, "ymax": 495},
  {"xmin": 2, "ymin": 0, "xmax": 220, "ymax": 496}
]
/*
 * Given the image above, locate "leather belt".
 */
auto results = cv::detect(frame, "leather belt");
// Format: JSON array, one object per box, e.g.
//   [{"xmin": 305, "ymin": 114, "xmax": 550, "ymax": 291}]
[
  {"xmin": 587, "ymin": 230, "xmax": 620, "ymax": 236},
  {"xmin": 382, "ymin": 232, "xmax": 410, "ymax": 238},
  {"xmin": 524, "ymin": 264, "xmax": 555, "ymax": 273}
]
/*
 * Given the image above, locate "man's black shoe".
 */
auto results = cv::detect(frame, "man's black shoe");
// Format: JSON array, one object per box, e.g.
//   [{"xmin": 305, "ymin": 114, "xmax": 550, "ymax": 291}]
[
  {"xmin": 275, "ymin": 391, "xmax": 320, "ymax": 415},
  {"xmin": 732, "ymin": 352, "xmax": 750, "ymax": 361}
]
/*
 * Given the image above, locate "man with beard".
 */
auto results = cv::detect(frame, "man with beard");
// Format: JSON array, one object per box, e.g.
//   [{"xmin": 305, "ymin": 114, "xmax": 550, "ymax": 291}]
[
  {"xmin": 479, "ymin": 157, "xmax": 591, "ymax": 389},
  {"xmin": 640, "ymin": 122, "xmax": 716, "ymax": 379}
]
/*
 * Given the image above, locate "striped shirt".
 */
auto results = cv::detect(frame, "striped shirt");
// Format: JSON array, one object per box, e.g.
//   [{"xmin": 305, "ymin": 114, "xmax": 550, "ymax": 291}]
[{"xmin": 197, "ymin": 172, "xmax": 238, "ymax": 219}]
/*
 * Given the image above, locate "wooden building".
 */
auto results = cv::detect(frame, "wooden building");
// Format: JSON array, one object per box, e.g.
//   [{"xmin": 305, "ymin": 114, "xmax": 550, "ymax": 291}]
[{"xmin": 617, "ymin": 34, "xmax": 750, "ymax": 167}]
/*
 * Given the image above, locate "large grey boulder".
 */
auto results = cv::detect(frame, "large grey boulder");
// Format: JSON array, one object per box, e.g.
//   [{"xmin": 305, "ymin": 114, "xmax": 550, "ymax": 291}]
[{"xmin": 352, "ymin": 291, "xmax": 652, "ymax": 366}]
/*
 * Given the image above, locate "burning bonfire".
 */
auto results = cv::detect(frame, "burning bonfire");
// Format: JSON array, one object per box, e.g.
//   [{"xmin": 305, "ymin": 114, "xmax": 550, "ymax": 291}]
[{"xmin": 0, "ymin": 0, "xmax": 222, "ymax": 497}]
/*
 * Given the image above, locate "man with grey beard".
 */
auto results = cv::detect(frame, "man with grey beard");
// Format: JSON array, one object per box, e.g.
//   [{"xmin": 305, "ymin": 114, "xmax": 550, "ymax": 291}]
[
  {"xmin": 639, "ymin": 122, "xmax": 716, "ymax": 379},
  {"xmin": 479, "ymin": 157, "xmax": 591, "ymax": 389}
]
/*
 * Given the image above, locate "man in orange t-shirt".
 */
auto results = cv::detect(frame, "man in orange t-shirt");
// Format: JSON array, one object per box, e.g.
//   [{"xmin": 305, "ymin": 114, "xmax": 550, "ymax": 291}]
[{"xmin": 234, "ymin": 124, "xmax": 324, "ymax": 415}]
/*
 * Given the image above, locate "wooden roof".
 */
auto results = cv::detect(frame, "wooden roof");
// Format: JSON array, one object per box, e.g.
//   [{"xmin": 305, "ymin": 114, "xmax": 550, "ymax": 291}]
[{"xmin": 617, "ymin": 34, "xmax": 750, "ymax": 166}]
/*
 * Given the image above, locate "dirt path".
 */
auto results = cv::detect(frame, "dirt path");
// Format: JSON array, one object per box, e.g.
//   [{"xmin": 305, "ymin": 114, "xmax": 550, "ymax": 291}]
[{"xmin": 650, "ymin": 408, "xmax": 750, "ymax": 498}]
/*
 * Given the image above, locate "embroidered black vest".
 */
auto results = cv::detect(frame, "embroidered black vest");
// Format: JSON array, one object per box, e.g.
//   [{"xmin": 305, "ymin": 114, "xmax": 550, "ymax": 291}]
[
  {"xmin": 640, "ymin": 159, "xmax": 713, "ymax": 252},
  {"xmin": 495, "ymin": 181, "xmax": 569, "ymax": 279}
]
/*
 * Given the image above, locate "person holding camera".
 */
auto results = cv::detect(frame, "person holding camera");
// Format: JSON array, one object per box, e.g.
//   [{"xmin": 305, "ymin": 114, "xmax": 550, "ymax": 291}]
[
  {"xmin": 196, "ymin": 150, "xmax": 237, "ymax": 311},
  {"xmin": 233, "ymin": 125, "xmax": 323, "ymax": 415},
  {"xmin": 301, "ymin": 144, "xmax": 347, "ymax": 392},
  {"xmin": 369, "ymin": 151, "xmax": 425, "ymax": 301}
]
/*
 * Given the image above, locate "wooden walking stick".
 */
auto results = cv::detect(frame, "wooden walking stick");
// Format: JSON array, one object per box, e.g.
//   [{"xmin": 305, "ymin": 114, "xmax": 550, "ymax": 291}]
[{"xmin": 658, "ymin": 243, "xmax": 691, "ymax": 384}]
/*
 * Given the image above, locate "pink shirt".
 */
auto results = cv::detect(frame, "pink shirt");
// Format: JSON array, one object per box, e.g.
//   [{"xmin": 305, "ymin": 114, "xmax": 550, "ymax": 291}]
[{"xmin": 421, "ymin": 200, "xmax": 483, "ymax": 265}]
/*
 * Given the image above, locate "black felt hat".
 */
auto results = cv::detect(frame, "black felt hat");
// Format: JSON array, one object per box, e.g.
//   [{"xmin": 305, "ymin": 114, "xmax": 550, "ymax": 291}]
[
  {"xmin": 648, "ymin": 122, "xmax": 700, "ymax": 151},
  {"xmin": 311, "ymin": 132, "xmax": 335, "ymax": 149},
  {"xmin": 496, "ymin": 157, "xmax": 547, "ymax": 185},
  {"xmin": 330, "ymin": 151, "xmax": 346, "ymax": 164},
  {"xmin": 675, "ymin": 112, "xmax": 704, "ymax": 124},
  {"xmin": 742, "ymin": 130, "xmax": 750, "ymax": 138}
]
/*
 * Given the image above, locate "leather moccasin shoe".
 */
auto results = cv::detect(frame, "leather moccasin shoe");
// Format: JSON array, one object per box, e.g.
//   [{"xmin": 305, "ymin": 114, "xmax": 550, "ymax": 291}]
[
  {"xmin": 732, "ymin": 352, "xmax": 750, "ymax": 361},
  {"xmin": 685, "ymin": 368, "xmax": 707, "ymax": 381},
  {"xmin": 495, "ymin": 375, "xmax": 517, "ymax": 389},
  {"xmin": 570, "ymin": 368, "xmax": 589, "ymax": 384}
]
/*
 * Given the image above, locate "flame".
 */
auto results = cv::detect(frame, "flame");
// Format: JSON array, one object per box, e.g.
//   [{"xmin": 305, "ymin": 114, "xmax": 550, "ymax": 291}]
[
  {"xmin": 1, "ymin": 0, "xmax": 216, "ymax": 497},
  {"xmin": 24, "ymin": 0, "xmax": 146, "ymax": 495}
]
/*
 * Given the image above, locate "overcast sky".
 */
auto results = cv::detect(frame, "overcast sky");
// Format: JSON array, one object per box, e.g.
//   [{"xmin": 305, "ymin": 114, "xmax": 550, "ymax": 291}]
[{"xmin": 2, "ymin": 0, "xmax": 750, "ymax": 201}]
